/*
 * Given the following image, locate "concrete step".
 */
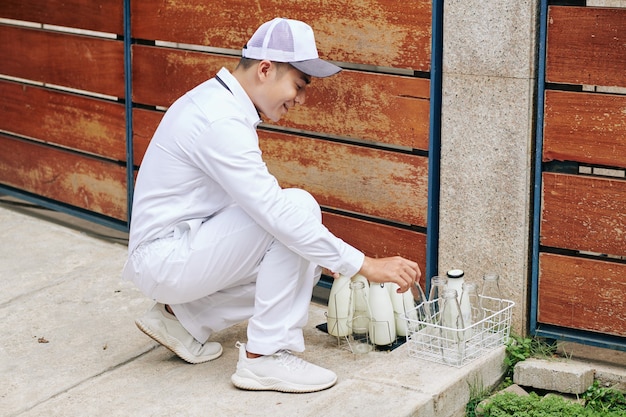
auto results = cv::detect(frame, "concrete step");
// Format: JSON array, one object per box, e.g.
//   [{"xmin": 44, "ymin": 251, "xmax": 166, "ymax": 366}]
[
  {"xmin": 514, "ymin": 357, "xmax": 595, "ymax": 394},
  {"xmin": 513, "ymin": 343, "xmax": 626, "ymax": 396}
]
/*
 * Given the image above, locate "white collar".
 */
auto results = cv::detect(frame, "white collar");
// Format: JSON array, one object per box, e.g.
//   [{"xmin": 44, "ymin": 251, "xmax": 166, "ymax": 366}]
[{"xmin": 216, "ymin": 68, "xmax": 262, "ymax": 128}]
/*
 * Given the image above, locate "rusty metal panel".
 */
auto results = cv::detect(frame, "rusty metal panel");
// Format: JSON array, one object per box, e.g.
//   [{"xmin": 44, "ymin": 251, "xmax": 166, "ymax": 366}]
[
  {"xmin": 0, "ymin": 0, "xmax": 124, "ymax": 34},
  {"xmin": 260, "ymin": 130, "xmax": 428, "ymax": 227},
  {"xmin": 543, "ymin": 90, "xmax": 626, "ymax": 169},
  {"xmin": 539, "ymin": 253, "xmax": 626, "ymax": 337},
  {"xmin": 0, "ymin": 135, "xmax": 127, "ymax": 220},
  {"xmin": 132, "ymin": 108, "xmax": 164, "ymax": 166},
  {"xmin": 132, "ymin": 0, "xmax": 432, "ymax": 71},
  {"xmin": 132, "ymin": 45, "xmax": 430, "ymax": 150},
  {"xmin": 323, "ymin": 211, "xmax": 427, "ymax": 269},
  {"xmin": 547, "ymin": 6, "xmax": 626, "ymax": 87},
  {"xmin": 0, "ymin": 80, "xmax": 126, "ymax": 161},
  {"xmin": 541, "ymin": 172, "xmax": 626, "ymax": 258},
  {"xmin": 131, "ymin": 45, "xmax": 234, "ymax": 107},
  {"xmin": 0, "ymin": 25, "xmax": 125, "ymax": 97},
  {"xmin": 131, "ymin": 108, "xmax": 429, "ymax": 225},
  {"xmin": 282, "ymin": 70, "xmax": 430, "ymax": 150}
]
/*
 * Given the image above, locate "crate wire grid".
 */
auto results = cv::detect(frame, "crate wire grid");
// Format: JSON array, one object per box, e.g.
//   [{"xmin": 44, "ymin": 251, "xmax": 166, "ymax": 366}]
[{"xmin": 403, "ymin": 296, "xmax": 514, "ymax": 367}]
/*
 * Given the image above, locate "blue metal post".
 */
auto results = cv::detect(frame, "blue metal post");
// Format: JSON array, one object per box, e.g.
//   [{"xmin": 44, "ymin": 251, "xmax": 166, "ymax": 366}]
[
  {"xmin": 123, "ymin": 0, "xmax": 134, "ymax": 230},
  {"xmin": 425, "ymin": 0, "xmax": 444, "ymax": 293},
  {"xmin": 530, "ymin": 0, "xmax": 549, "ymax": 336}
]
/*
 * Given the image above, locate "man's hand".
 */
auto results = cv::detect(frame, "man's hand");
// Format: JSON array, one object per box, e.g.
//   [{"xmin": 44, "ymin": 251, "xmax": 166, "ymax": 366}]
[{"xmin": 357, "ymin": 256, "xmax": 421, "ymax": 293}]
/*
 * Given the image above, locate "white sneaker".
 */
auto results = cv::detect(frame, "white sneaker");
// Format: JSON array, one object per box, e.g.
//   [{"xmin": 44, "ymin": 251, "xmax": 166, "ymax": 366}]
[
  {"xmin": 231, "ymin": 342, "xmax": 337, "ymax": 393},
  {"xmin": 135, "ymin": 303, "xmax": 222, "ymax": 364}
]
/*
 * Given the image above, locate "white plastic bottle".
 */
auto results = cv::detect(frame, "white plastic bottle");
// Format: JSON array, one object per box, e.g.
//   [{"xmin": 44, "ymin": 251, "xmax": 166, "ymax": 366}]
[
  {"xmin": 368, "ymin": 283, "xmax": 397, "ymax": 345},
  {"xmin": 327, "ymin": 274, "xmax": 352, "ymax": 337},
  {"xmin": 388, "ymin": 283, "xmax": 408, "ymax": 337}
]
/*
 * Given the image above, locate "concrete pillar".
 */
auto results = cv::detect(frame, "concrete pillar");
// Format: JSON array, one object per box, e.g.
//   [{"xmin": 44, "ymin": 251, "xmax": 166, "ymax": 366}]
[{"xmin": 438, "ymin": 1, "xmax": 539, "ymax": 332}]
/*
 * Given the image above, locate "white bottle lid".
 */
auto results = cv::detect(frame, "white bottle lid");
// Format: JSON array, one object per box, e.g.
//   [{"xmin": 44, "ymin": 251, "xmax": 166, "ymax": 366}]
[{"xmin": 446, "ymin": 269, "xmax": 464, "ymax": 279}]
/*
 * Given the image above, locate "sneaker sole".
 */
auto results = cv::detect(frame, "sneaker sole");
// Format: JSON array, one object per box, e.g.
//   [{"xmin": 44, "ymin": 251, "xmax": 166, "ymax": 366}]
[
  {"xmin": 135, "ymin": 318, "xmax": 223, "ymax": 364},
  {"xmin": 231, "ymin": 369, "xmax": 337, "ymax": 393}
]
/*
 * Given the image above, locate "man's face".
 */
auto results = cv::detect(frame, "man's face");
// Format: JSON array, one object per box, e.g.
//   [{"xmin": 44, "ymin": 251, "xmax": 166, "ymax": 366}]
[{"xmin": 256, "ymin": 63, "xmax": 311, "ymax": 122}]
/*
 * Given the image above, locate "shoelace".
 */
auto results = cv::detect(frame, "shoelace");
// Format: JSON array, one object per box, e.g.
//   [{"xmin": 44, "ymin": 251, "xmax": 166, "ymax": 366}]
[{"xmin": 274, "ymin": 350, "xmax": 308, "ymax": 371}]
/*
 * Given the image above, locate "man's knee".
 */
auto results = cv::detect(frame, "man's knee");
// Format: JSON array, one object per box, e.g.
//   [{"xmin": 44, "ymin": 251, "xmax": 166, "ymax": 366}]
[{"xmin": 283, "ymin": 188, "xmax": 321, "ymax": 220}]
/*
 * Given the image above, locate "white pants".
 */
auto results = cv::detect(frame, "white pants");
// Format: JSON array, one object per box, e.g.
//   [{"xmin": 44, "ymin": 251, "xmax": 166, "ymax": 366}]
[{"xmin": 123, "ymin": 188, "xmax": 322, "ymax": 355}]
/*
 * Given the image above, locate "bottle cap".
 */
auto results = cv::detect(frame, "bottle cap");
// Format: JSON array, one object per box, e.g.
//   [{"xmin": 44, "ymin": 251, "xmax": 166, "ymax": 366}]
[{"xmin": 446, "ymin": 269, "xmax": 464, "ymax": 279}]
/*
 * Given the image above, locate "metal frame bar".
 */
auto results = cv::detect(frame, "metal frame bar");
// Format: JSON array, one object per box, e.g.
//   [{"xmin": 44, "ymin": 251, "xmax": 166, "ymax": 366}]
[
  {"xmin": 0, "ymin": 186, "xmax": 128, "ymax": 231},
  {"xmin": 530, "ymin": 0, "xmax": 548, "ymax": 341},
  {"xmin": 425, "ymin": 0, "xmax": 444, "ymax": 293},
  {"xmin": 123, "ymin": 0, "xmax": 134, "ymax": 228}
]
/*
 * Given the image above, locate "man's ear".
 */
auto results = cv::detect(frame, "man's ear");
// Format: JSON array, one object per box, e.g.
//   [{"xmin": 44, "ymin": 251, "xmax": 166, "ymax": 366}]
[{"xmin": 257, "ymin": 60, "xmax": 273, "ymax": 82}]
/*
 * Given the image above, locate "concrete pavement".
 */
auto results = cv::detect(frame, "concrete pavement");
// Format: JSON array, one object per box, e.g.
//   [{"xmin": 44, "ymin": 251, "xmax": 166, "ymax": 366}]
[{"xmin": 0, "ymin": 200, "xmax": 512, "ymax": 417}]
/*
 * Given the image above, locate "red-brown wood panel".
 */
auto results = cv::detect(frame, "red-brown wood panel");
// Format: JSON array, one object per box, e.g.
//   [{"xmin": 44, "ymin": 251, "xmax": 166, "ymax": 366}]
[
  {"xmin": 131, "ymin": 45, "xmax": 234, "ymax": 107},
  {"xmin": 132, "ymin": 0, "xmax": 431, "ymax": 71},
  {"xmin": 132, "ymin": 45, "xmax": 430, "ymax": 150},
  {"xmin": 131, "ymin": 108, "xmax": 429, "ymax": 224},
  {"xmin": 0, "ymin": 135, "xmax": 127, "ymax": 220},
  {"xmin": 539, "ymin": 252, "xmax": 626, "ymax": 337},
  {"xmin": 547, "ymin": 6, "xmax": 626, "ymax": 87},
  {"xmin": 0, "ymin": 25, "xmax": 125, "ymax": 98},
  {"xmin": 132, "ymin": 108, "xmax": 164, "ymax": 166},
  {"xmin": 285, "ymin": 70, "xmax": 429, "ymax": 151},
  {"xmin": 543, "ymin": 90, "xmax": 626, "ymax": 169},
  {"xmin": 131, "ymin": 111, "xmax": 428, "ymax": 225},
  {"xmin": 260, "ymin": 130, "xmax": 428, "ymax": 227},
  {"xmin": 323, "ymin": 212, "xmax": 427, "ymax": 271},
  {"xmin": 0, "ymin": 0, "xmax": 123, "ymax": 35},
  {"xmin": 0, "ymin": 80, "xmax": 126, "ymax": 161},
  {"xmin": 541, "ymin": 172, "xmax": 626, "ymax": 257}
]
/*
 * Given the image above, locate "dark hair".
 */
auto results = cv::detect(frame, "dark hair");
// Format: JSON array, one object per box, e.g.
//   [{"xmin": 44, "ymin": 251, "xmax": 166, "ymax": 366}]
[
  {"xmin": 236, "ymin": 57, "xmax": 258, "ymax": 70},
  {"xmin": 236, "ymin": 57, "xmax": 291, "ymax": 74}
]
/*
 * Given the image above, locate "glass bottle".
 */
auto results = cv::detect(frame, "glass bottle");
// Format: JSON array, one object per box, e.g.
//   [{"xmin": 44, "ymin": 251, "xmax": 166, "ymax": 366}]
[
  {"xmin": 459, "ymin": 282, "xmax": 483, "ymax": 340},
  {"xmin": 403, "ymin": 281, "xmax": 428, "ymax": 332},
  {"xmin": 439, "ymin": 289, "xmax": 465, "ymax": 366},
  {"xmin": 479, "ymin": 272, "xmax": 503, "ymax": 316},
  {"xmin": 350, "ymin": 274, "xmax": 370, "ymax": 332},
  {"xmin": 348, "ymin": 279, "xmax": 372, "ymax": 354},
  {"xmin": 427, "ymin": 275, "xmax": 448, "ymax": 322},
  {"xmin": 479, "ymin": 272, "xmax": 504, "ymax": 348}
]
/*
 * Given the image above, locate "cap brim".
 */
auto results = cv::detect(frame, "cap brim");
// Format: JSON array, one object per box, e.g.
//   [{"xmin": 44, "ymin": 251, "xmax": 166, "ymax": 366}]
[{"xmin": 290, "ymin": 59, "xmax": 342, "ymax": 78}]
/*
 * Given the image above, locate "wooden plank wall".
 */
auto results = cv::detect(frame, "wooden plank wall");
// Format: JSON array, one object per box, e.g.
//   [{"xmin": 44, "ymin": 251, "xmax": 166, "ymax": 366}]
[
  {"xmin": 0, "ymin": 1, "xmax": 432, "ymax": 272},
  {"xmin": 0, "ymin": 1, "xmax": 127, "ymax": 221},
  {"xmin": 540, "ymin": 6, "xmax": 626, "ymax": 338},
  {"xmin": 130, "ymin": 0, "xmax": 432, "ymax": 270}
]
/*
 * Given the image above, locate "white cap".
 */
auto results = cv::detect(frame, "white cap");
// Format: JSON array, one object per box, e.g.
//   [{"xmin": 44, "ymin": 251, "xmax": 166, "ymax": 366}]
[{"xmin": 242, "ymin": 18, "xmax": 341, "ymax": 78}]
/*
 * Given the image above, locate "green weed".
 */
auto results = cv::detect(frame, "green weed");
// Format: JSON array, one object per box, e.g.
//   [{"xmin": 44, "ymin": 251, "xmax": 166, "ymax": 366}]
[
  {"xmin": 466, "ymin": 376, "xmax": 491, "ymax": 417},
  {"xmin": 504, "ymin": 334, "xmax": 558, "ymax": 378},
  {"xmin": 581, "ymin": 380, "xmax": 626, "ymax": 413},
  {"xmin": 481, "ymin": 391, "xmax": 626, "ymax": 417}
]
